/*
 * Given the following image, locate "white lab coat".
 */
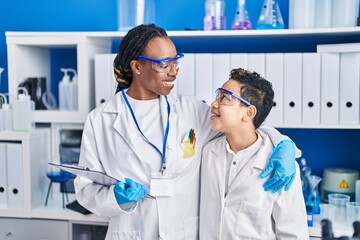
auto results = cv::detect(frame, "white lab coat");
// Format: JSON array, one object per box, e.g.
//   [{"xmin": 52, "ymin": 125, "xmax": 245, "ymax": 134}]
[
  {"xmin": 199, "ymin": 133, "xmax": 309, "ymax": 240},
  {"xmin": 75, "ymin": 92, "xmax": 216, "ymax": 240},
  {"xmin": 74, "ymin": 91, "xmax": 293, "ymax": 240}
]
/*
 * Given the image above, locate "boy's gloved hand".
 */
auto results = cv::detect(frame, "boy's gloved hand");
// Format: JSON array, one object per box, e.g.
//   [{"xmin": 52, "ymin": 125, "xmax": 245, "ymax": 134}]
[
  {"xmin": 260, "ymin": 139, "xmax": 296, "ymax": 193},
  {"xmin": 114, "ymin": 178, "xmax": 149, "ymax": 205}
]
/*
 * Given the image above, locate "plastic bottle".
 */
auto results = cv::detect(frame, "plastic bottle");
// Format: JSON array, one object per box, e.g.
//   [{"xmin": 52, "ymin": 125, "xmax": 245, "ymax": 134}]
[
  {"xmin": 68, "ymin": 68, "xmax": 78, "ymax": 111},
  {"xmin": 13, "ymin": 87, "xmax": 34, "ymax": 132},
  {"xmin": 232, "ymin": 0, "xmax": 252, "ymax": 30},
  {"xmin": 332, "ymin": 0, "xmax": 360, "ymax": 27},
  {"xmin": 288, "ymin": 0, "xmax": 315, "ymax": 29},
  {"xmin": 315, "ymin": 0, "xmax": 332, "ymax": 28},
  {"xmin": 59, "ymin": 68, "xmax": 71, "ymax": 110},
  {"xmin": 256, "ymin": 0, "xmax": 284, "ymax": 30},
  {"xmin": 0, "ymin": 93, "xmax": 13, "ymax": 131},
  {"xmin": 204, "ymin": 0, "xmax": 226, "ymax": 30}
]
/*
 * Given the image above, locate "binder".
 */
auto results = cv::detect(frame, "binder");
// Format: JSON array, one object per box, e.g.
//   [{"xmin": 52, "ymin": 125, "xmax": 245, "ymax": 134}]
[
  {"xmin": 195, "ymin": 54, "xmax": 213, "ymax": 105},
  {"xmin": 230, "ymin": 53, "xmax": 248, "ymax": 70},
  {"xmin": 6, "ymin": 143, "xmax": 23, "ymax": 209},
  {"xmin": 176, "ymin": 53, "xmax": 195, "ymax": 97},
  {"xmin": 0, "ymin": 143, "xmax": 7, "ymax": 208},
  {"xmin": 302, "ymin": 53, "xmax": 321, "ymax": 124},
  {"xmin": 321, "ymin": 53, "xmax": 340, "ymax": 125},
  {"xmin": 283, "ymin": 53, "xmax": 302, "ymax": 124},
  {"xmin": 94, "ymin": 53, "xmax": 117, "ymax": 107},
  {"xmin": 248, "ymin": 54, "xmax": 265, "ymax": 76},
  {"xmin": 339, "ymin": 53, "xmax": 360, "ymax": 124},
  {"xmin": 212, "ymin": 54, "xmax": 230, "ymax": 94},
  {"xmin": 265, "ymin": 53, "xmax": 284, "ymax": 125}
]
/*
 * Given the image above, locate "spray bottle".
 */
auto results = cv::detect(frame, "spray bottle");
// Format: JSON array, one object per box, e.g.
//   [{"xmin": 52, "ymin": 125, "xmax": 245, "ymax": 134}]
[
  {"xmin": 0, "ymin": 93, "xmax": 13, "ymax": 131},
  {"xmin": 13, "ymin": 87, "xmax": 34, "ymax": 132},
  {"xmin": 68, "ymin": 68, "xmax": 78, "ymax": 111},
  {"xmin": 59, "ymin": 68, "xmax": 71, "ymax": 110}
]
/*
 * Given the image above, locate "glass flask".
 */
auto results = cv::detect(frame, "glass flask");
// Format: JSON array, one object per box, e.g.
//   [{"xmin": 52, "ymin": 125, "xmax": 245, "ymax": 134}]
[
  {"xmin": 232, "ymin": 0, "xmax": 252, "ymax": 30},
  {"xmin": 306, "ymin": 175, "xmax": 322, "ymax": 214},
  {"xmin": 256, "ymin": 0, "xmax": 284, "ymax": 29}
]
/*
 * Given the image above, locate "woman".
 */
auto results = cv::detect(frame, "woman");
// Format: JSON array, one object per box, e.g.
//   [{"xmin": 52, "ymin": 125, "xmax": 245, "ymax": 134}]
[{"xmin": 74, "ymin": 24, "xmax": 297, "ymax": 240}]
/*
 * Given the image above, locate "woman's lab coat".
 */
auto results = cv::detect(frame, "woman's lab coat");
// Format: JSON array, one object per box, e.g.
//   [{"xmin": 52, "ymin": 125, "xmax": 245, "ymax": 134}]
[
  {"xmin": 199, "ymin": 134, "xmax": 309, "ymax": 240},
  {"xmin": 75, "ymin": 92, "xmax": 216, "ymax": 240},
  {"xmin": 75, "ymin": 91, "xmax": 291, "ymax": 240}
]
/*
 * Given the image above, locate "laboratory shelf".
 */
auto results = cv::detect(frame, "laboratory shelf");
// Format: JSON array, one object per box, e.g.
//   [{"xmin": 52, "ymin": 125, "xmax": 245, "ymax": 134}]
[{"xmin": 6, "ymin": 26, "xmax": 360, "ymax": 39}]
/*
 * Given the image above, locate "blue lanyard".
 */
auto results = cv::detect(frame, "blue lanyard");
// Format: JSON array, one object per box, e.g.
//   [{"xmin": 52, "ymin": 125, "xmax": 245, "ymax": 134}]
[{"xmin": 121, "ymin": 90, "xmax": 170, "ymax": 174}]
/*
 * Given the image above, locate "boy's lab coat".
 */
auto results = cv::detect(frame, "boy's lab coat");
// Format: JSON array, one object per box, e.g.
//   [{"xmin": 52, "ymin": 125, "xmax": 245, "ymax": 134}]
[{"xmin": 199, "ymin": 134, "xmax": 309, "ymax": 240}]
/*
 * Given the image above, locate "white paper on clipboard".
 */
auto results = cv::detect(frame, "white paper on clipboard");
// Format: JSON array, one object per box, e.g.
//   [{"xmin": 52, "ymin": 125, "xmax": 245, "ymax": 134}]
[{"xmin": 48, "ymin": 163, "xmax": 118, "ymax": 186}]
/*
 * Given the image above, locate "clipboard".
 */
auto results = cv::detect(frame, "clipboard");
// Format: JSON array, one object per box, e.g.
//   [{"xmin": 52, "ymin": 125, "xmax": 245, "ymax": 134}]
[
  {"xmin": 49, "ymin": 163, "xmax": 118, "ymax": 186},
  {"xmin": 48, "ymin": 163, "xmax": 154, "ymax": 199}
]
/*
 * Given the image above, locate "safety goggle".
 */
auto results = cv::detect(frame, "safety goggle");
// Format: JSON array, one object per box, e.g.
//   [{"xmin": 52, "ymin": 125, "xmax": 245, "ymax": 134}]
[
  {"xmin": 215, "ymin": 88, "xmax": 252, "ymax": 106},
  {"xmin": 139, "ymin": 53, "xmax": 184, "ymax": 73}
]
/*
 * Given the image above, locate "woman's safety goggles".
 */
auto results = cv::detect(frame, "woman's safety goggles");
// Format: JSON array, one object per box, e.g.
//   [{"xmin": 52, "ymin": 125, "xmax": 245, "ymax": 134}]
[
  {"xmin": 215, "ymin": 88, "xmax": 252, "ymax": 106},
  {"xmin": 139, "ymin": 53, "xmax": 184, "ymax": 73}
]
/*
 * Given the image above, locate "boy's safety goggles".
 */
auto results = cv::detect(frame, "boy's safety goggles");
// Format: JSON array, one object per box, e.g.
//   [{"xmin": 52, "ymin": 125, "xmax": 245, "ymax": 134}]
[
  {"xmin": 215, "ymin": 88, "xmax": 252, "ymax": 106},
  {"xmin": 139, "ymin": 53, "xmax": 184, "ymax": 73}
]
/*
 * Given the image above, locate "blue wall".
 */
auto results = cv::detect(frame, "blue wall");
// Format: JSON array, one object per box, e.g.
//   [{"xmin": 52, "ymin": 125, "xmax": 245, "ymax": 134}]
[{"xmin": 1, "ymin": 0, "xmax": 360, "ymax": 177}]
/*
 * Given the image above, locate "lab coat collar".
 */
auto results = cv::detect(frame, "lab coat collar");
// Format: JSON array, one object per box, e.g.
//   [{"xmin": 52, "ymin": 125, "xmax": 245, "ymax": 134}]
[{"xmin": 210, "ymin": 132, "xmax": 273, "ymax": 196}]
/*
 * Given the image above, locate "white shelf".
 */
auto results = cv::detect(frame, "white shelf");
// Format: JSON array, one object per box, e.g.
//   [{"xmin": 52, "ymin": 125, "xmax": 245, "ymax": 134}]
[{"xmin": 6, "ymin": 27, "xmax": 360, "ymax": 39}]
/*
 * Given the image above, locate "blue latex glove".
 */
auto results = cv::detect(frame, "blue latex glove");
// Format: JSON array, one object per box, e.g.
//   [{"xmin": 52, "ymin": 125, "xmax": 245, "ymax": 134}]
[
  {"xmin": 113, "ymin": 178, "xmax": 149, "ymax": 205},
  {"xmin": 260, "ymin": 139, "xmax": 296, "ymax": 193}
]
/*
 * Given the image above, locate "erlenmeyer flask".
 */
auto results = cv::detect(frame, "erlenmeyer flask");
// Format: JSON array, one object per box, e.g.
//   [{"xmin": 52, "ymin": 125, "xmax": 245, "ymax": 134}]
[
  {"xmin": 232, "ymin": 0, "xmax": 252, "ymax": 30},
  {"xmin": 256, "ymin": 0, "xmax": 284, "ymax": 29},
  {"xmin": 306, "ymin": 175, "xmax": 322, "ymax": 214}
]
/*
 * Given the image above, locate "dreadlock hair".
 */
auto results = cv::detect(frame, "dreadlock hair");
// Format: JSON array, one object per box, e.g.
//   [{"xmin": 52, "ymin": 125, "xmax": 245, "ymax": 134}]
[
  {"xmin": 113, "ymin": 24, "xmax": 168, "ymax": 93},
  {"xmin": 229, "ymin": 68, "xmax": 274, "ymax": 129}
]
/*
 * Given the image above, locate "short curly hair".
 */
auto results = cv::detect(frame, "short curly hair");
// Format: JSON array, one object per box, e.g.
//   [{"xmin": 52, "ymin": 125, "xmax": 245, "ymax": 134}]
[{"xmin": 229, "ymin": 68, "xmax": 274, "ymax": 128}]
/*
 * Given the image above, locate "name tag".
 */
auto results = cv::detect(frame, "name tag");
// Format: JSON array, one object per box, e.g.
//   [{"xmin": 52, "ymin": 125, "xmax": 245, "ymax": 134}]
[{"xmin": 150, "ymin": 172, "xmax": 174, "ymax": 197}]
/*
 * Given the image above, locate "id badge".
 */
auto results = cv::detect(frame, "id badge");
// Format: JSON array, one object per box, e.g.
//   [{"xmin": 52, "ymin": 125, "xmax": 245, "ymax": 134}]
[{"xmin": 150, "ymin": 172, "xmax": 174, "ymax": 197}]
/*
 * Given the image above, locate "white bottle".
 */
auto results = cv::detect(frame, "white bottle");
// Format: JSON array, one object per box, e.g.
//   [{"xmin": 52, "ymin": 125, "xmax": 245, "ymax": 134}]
[
  {"xmin": 0, "ymin": 93, "xmax": 13, "ymax": 131},
  {"xmin": 68, "ymin": 68, "xmax": 78, "ymax": 111},
  {"xmin": 13, "ymin": 87, "xmax": 33, "ymax": 132},
  {"xmin": 59, "ymin": 68, "xmax": 71, "ymax": 110}
]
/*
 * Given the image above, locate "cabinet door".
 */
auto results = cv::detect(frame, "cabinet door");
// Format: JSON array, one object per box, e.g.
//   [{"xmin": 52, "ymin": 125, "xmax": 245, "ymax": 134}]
[{"xmin": 0, "ymin": 218, "xmax": 69, "ymax": 240}]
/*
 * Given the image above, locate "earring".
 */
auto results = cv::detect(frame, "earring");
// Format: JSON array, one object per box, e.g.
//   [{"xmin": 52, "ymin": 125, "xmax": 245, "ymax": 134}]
[{"xmin": 137, "ymin": 71, "xmax": 140, "ymax": 74}]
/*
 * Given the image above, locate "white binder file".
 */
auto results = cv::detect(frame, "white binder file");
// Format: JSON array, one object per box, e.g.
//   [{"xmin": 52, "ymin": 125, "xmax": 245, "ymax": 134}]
[
  {"xmin": 195, "ymin": 54, "xmax": 213, "ymax": 105},
  {"xmin": 339, "ymin": 53, "xmax": 360, "ymax": 124},
  {"xmin": 248, "ymin": 54, "xmax": 265, "ymax": 76},
  {"xmin": 283, "ymin": 53, "xmax": 302, "ymax": 124},
  {"xmin": 265, "ymin": 53, "xmax": 284, "ymax": 125},
  {"xmin": 317, "ymin": 42, "xmax": 360, "ymax": 53},
  {"xmin": 176, "ymin": 53, "xmax": 195, "ymax": 97},
  {"xmin": 212, "ymin": 54, "xmax": 230, "ymax": 93},
  {"xmin": 6, "ymin": 143, "xmax": 23, "ymax": 209},
  {"xmin": 230, "ymin": 53, "xmax": 248, "ymax": 70},
  {"xmin": 302, "ymin": 53, "xmax": 321, "ymax": 124},
  {"xmin": 0, "ymin": 143, "xmax": 7, "ymax": 208},
  {"xmin": 95, "ymin": 53, "xmax": 117, "ymax": 107},
  {"xmin": 321, "ymin": 53, "xmax": 340, "ymax": 124}
]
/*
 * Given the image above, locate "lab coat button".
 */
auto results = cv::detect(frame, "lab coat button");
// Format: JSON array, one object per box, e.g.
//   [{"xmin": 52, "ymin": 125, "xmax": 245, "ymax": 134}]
[
  {"xmin": 159, "ymin": 232, "xmax": 167, "ymax": 239},
  {"xmin": 232, "ymin": 161, "xmax": 237, "ymax": 165}
]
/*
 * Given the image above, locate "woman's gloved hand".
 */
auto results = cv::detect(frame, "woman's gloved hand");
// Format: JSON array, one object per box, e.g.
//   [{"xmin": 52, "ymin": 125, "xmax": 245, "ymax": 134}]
[
  {"xmin": 260, "ymin": 139, "xmax": 296, "ymax": 193},
  {"xmin": 114, "ymin": 178, "xmax": 149, "ymax": 205}
]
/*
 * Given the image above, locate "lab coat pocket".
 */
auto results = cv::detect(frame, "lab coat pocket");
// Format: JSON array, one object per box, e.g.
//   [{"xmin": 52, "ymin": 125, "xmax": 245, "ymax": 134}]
[
  {"xmin": 235, "ymin": 201, "xmax": 271, "ymax": 239},
  {"xmin": 106, "ymin": 230, "xmax": 141, "ymax": 240},
  {"xmin": 183, "ymin": 216, "xmax": 199, "ymax": 240}
]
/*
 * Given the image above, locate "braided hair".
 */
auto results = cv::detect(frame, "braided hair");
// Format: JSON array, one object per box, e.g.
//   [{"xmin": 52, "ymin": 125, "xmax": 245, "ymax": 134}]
[{"xmin": 113, "ymin": 24, "xmax": 168, "ymax": 93}]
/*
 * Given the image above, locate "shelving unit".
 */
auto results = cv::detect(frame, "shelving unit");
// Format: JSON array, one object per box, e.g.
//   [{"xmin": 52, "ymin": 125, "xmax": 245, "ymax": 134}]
[{"xmin": 4, "ymin": 27, "xmax": 360, "ymax": 239}]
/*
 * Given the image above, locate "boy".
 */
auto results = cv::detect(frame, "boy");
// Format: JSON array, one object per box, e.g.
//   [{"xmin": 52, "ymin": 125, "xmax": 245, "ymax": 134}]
[{"xmin": 199, "ymin": 68, "xmax": 309, "ymax": 239}]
